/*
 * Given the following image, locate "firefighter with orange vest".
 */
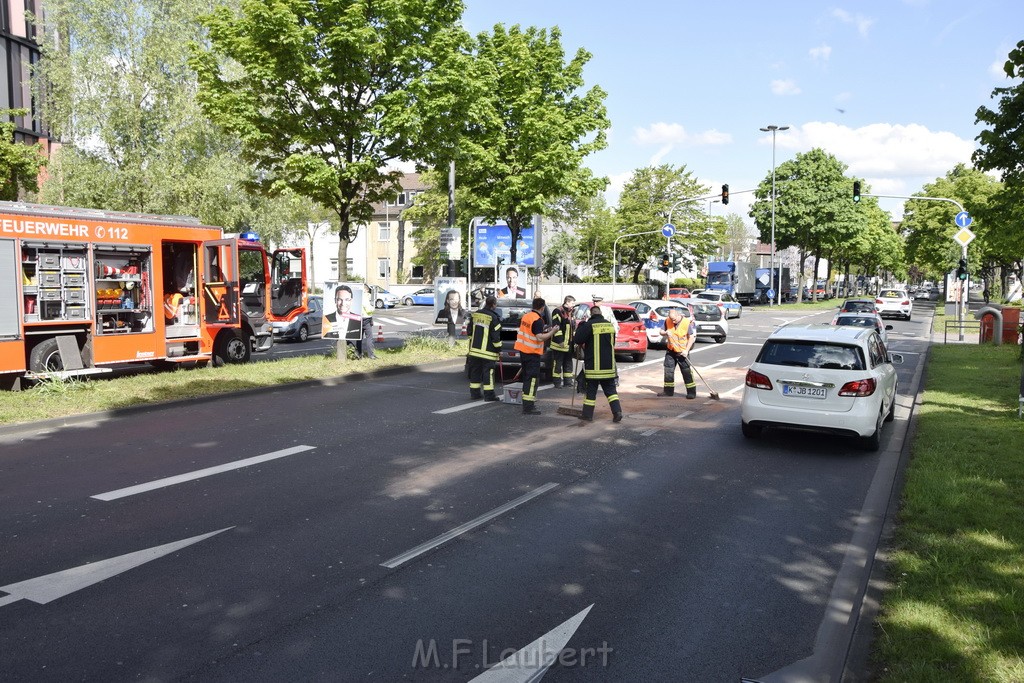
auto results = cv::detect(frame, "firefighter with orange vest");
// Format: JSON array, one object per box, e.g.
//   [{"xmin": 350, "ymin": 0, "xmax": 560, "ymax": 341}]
[
  {"xmin": 514, "ymin": 297, "xmax": 555, "ymax": 415},
  {"xmin": 467, "ymin": 296, "xmax": 503, "ymax": 401},
  {"xmin": 659, "ymin": 307, "xmax": 697, "ymax": 398}
]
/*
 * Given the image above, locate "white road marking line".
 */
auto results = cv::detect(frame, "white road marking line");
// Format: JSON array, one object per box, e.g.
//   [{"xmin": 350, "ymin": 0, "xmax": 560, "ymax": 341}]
[
  {"xmin": 381, "ymin": 483, "xmax": 560, "ymax": 569},
  {"xmin": 640, "ymin": 410, "xmax": 693, "ymax": 437},
  {"xmin": 722, "ymin": 383, "xmax": 746, "ymax": 397},
  {"xmin": 0, "ymin": 528, "xmax": 233, "ymax": 606},
  {"xmin": 393, "ymin": 316, "xmax": 421, "ymax": 325},
  {"xmin": 470, "ymin": 604, "xmax": 594, "ymax": 682},
  {"xmin": 91, "ymin": 446, "xmax": 317, "ymax": 501},
  {"xmin": 375, "ymin": 316, "xmax": 404, "ymax": 326}
]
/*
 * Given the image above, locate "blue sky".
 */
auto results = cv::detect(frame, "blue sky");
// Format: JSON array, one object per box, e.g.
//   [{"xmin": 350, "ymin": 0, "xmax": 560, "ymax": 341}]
[{"xmin": 461, "ymin": 0, "xmax": 1022, "ymax": 224}]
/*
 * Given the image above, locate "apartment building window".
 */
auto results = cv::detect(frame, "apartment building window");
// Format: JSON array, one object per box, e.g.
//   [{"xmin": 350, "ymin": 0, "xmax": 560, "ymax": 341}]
[
  {"xmin": 377, "ymin": 258, "xmax": 391, "ymax": 279},
  {"xmin": 378, "ymin": 222, "xmax": 391, "ymax": 241}
]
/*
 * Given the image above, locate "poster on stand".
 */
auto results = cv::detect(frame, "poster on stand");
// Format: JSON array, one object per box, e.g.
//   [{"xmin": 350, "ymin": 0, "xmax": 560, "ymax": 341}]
[
  {"xmin": 434, "ymin": 277, "xmax": 468, "ymax": 325},
  {"xmin": 496, "ymin": 264, "xmax": 528, "ymax": 299},
  {"xmin": 323, "ymin": 282, "xmax": 363, "ymax": 340},
  {"xmin": 473, "ymin": 221, "xmax": 538, "ymax": 268}
]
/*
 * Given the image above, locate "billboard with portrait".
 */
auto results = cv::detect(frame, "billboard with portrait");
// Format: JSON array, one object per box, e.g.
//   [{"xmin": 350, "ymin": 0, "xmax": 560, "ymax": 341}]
[
  {"xmin": 323, "ymin": 282, "xmax": 363, "ymax": 341},
  {"xmin": 474, "ymin": 221, "xmax": 538, "ymax": 268},
  {"xmin": 496, "ymin": 264, "xmax": 528, "ymax": 300},
  {"xmin": 434, "ymin": 277, "xmax": 468, "ymax": 326}
]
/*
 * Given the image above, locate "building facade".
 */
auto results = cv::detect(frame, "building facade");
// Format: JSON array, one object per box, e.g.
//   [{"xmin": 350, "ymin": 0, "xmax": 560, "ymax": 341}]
[
  {"xmin": 2, "ymin": 0, "xmax": 50, "ymax": 153},
  {"xmin": 313, "ymin": 173, "xmax": 429, "ymax": 291}
]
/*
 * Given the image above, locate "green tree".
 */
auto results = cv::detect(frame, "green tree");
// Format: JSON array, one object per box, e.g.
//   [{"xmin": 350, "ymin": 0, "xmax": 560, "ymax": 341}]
[
  {"xmin": 902, "ymin": 164, "xmax": 999, "ymax": 275},
  {"xmin": 718, "ymin": 213, "xmax": 751, "ymax": 260},
  {"xmin": 616, "ymin": 165, "xmax": 715, "ymax": 283},
  {"xmin": 0, "ymin": 109, "xmax": 46, "ymax": 200},
  {"xmin": 974, "ymin": 40, "xmax": 1024, "ymax": 266},
  {"xmin": 456, "ymin": 24, "xmax": 609, "ymax": 266},
  {"xmin": 192, "ymin": 0, "xmax": 475, "ymax": 280},
  {"xmin": 749, "ymin": 148, "xmax": 860, "ymax": 300},
  {"xmin": 33, "ymin": 0, "xmax": 259, "ymax": 224},
  {"xmin": 574, "ymin": 194, "xmax": 616, "ymax": 280}
]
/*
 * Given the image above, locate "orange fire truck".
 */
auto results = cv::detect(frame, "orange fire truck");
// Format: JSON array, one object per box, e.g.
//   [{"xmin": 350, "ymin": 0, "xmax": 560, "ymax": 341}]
[{"xmin": 0, "ymin": 201, "xmax": 308, "ymax": 390}]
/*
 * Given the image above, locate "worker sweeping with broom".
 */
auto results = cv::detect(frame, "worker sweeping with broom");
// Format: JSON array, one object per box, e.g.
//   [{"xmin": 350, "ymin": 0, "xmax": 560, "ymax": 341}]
[
  {"xmin": 572, "ymin": 305, "xmax": 623, "ymax": 423},
  {"xmin": 659, "ymin": 307, "xmax": 699, "ymax": 399}
]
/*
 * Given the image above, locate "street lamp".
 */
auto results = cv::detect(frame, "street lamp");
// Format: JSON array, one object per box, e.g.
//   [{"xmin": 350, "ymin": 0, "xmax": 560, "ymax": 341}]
[{"xmin": 760, "ymin": 124, "xmax": 789, "ymax": 306}]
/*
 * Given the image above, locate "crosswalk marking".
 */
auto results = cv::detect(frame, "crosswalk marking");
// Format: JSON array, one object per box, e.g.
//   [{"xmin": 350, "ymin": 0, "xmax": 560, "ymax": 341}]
[{"xmin": 375, "ymin": 316, "xmax": 426, "ymax": 326}]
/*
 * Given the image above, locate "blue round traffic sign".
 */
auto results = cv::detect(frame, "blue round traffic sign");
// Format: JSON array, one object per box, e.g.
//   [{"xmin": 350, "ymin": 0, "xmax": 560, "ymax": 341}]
[
  {"xmin": 662, "ymin": 223, "xmax": 676, "ymax": 238},
  {"xmin": 955, "ymin": 211, "xmax": 972, "ymax": 228}
]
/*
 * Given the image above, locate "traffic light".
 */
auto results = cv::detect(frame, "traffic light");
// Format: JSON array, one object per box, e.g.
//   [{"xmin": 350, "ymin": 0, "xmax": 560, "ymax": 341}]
[
  {"xmin": 672, "ymin": 253, "xmax": 680, "ymax": 270},
  {"xmin": 660, "ymin": 253, "xmax": 670, "ymax": 273},
  {"xmin": 957, "ymin": 258, "xmax": 968, "ymax": 281},
  {"xmin": 853, "ymin": 181, "xmax": 861, "ymax": 203},
  {"xmin": 721, "ymin": 184, "xmax": 729, "ymax": 205}
]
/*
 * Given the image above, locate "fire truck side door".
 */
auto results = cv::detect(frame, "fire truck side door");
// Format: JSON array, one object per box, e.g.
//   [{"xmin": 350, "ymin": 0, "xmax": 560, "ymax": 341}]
[
  {"xmin": 0, "ymin": 239, "xmax": 26, "ymax": 373},
  {"xmin": 270, "ymin": 248, "xmax": 307, "ymax": 319},
  {"xmin": 202, "ymin": 239, "xmax": 240, "ymax": 325}
]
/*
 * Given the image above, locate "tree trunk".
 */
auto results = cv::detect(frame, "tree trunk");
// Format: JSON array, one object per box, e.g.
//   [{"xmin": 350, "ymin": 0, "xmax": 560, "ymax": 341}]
[
  {"xmin": 397, "ymin": 218, "xmax": 406, "ymax": 278},
  {"xmin": 336, "ymin": 238, "xmax": 350, "ymax": 282},
  {"xmin": 812, "ymin": 254, "xmax": 821, "ymax": 302}
]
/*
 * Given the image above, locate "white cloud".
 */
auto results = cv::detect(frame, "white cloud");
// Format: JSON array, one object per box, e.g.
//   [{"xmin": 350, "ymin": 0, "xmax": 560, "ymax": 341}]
[
  {"xmin": 786, "ymin": 121, "xmax": 975, "ymax": 178},
  {"xmin": 632, "ymin": 122, "xmax": 687, "ymax": 145},
  {"xmin": 632, "ymin": 123, "xmax": 733, "ymax": 149},
  {"xmin": 832, "ymin": 8, "xmax": 875, "ymax": 38},
  {"xmin": 771, "ymin": 79, "xmax": 802, "ymax": 96},
  {"xmin": 809, "ymin": 44, "xmax": 832, "ymax": 62}
]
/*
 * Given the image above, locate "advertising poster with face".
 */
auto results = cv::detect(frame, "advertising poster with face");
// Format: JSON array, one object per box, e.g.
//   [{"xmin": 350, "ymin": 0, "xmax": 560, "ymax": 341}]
[
  {"xmin": 434, "ymin": 278, "xmax": 468, "ymax": 326},
  {"xmin": 497, "ymin": 264, "xmax": 528, "ymax": 300},
  {"xmin": 323, "ymin": 282, "xmax": 363, "ymax": 341}
]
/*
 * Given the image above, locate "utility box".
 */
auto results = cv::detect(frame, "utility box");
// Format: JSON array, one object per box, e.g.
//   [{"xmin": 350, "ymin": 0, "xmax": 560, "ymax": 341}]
[{"xmin": 980, "ymin": 306, "xmax": 1021, "ymax": 344}]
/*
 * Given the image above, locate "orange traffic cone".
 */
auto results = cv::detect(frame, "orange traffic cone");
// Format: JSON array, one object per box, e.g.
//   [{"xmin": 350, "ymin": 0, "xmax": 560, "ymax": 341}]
[{"xmin": 377, "ymin": 324, "xmax": 384, "ymax": 343}]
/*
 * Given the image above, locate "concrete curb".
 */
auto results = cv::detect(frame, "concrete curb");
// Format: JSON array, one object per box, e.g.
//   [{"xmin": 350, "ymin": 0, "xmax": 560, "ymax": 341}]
[{"xmin": 0, "ymin": 357, "xmax": 465, "ymax": 439}]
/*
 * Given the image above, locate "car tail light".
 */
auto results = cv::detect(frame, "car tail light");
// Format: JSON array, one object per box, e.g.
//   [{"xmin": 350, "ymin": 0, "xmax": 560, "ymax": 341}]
[
  {"xmin": 902, "ymin": 300, "xmax": 910, "ymax": 306},
  {"xmin": 649, "ymin": 311, "xmax": 657, "ymax": 320},
  {"xmin": 838, "ymin": 378, "xmax": 876, "ymax": 397},
  {"xmin": 875, "ymin": 299, "xmax": 884, "ymax": 305},
  {"xmin": 745, "ymin": 369, "xmax": 773, "ymax": 390}
]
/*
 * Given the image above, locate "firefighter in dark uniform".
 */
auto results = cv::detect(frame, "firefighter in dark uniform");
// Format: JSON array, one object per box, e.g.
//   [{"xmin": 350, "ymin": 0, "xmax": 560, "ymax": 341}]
[
  {"xmin": 549, "ymin": 295, "xmax": 576, "ymax": 387},
  {"xmin": 467, "ymin": 296, "xmax": 502, "ymax": 401},
  {"xmin": 659, "ymin": 307, "xmax": 697, "ymax": 398},
  {"xmin": 514, "ymin": 297, "xmax": 555, "ymax": 415},
  {"xmin": 573, "ymin": 305, "xmax": 623, "ymax": 423}
]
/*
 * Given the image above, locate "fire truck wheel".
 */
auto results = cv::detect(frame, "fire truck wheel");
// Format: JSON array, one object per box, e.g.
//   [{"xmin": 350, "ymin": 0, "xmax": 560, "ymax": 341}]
[
  {"xmin": 29, "ymin": 338, "xmax": 64, "ymax": 373},
  {"xmin": 213, "ymin": 331, "xmax": 251, "ymax": 366}
]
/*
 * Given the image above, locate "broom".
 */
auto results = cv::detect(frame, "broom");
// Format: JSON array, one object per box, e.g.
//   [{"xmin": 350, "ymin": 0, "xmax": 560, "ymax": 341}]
[
  {"xmin": 687, "ymin": 358, "xmax": 720, "ymax": 400},
  {"xmin": 556, "ymin": 357, "xmax": 584, "ymax": 417}
]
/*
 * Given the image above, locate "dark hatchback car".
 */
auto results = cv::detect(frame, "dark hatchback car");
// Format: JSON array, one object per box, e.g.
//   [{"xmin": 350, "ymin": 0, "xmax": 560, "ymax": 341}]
[
  {"xmin": 271, "ymin": 295, "xmax": 323, "ymax": 342},
  {"xmin": 497, "ymin": 299, "xmax": 553, "ymax": 381}
]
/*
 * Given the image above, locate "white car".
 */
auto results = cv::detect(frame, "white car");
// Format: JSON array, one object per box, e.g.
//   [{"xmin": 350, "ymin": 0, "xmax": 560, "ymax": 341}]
[
  {"xmin": 741, "ymin": 323, "xmax": 902, "ymax": 450},
  {"xmin": 832, "ymin": 311, "xmax": 892, "ymax": 345},
  {"xmin": 628, "ymin": 299, "xmax": 689, "ymax": 346},
  {"xmin": 875, "ymin": 289, "xmax": 912, "ymax": 320},
  {"xmin": 695, "ymin": 290, "xmax": 743, "ymax": 318},
  {"xmin": 674, "ymin": 299, "xmax": 729, "ymax": 343}
]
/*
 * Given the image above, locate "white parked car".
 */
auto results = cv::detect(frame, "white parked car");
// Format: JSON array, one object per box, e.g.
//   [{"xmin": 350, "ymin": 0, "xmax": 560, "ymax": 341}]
[
  {"xmin": 875, "ymin": 289, "xmax": 912, "ymax": 321},
  {"xmin": 695, "ymin": 290, "xmax": 743, "ymax": 318},
  {"xmin": 741, "ymin": 323, "xmax": 902, "ymax": 450}
]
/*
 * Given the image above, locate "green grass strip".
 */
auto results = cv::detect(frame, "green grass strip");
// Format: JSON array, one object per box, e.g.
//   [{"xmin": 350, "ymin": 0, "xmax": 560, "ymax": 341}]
[
  {"xmin": 0, "ymin": 335, "xmax": 466, "ymax": 428},
  {"xmin": 874, "ymin": 344, "xmax": 1024, "ymax": 682}
]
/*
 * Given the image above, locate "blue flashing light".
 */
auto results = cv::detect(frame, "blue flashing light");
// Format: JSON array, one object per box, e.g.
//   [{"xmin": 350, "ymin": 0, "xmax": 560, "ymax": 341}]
[{"xmin": 240, "ymin": 231, "xmax": 260, "ymax": 242}]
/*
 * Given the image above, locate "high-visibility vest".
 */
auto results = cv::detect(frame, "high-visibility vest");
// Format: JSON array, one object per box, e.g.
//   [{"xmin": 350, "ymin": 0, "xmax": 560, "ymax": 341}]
[
  {"xmin": 666, "ymin": 318, "xmax": 696, "ymax": 353},
  {"xmin": 163, "ymin": 293, "xmax": 182, "ymax": 322},
  {"xmin": 582, "ymin": 318, "xmax": 617, "ymax": 379},
  {"xmin": 550, "ymin": 307, "xmax": 572, "ymax": 352},
  {"xmin": 514, "ymin": 311, "xmax": 545, "ymax": 355},
  {"xmin": 468, "ymin": 309, "xmax": 502, "ymax": 360}
]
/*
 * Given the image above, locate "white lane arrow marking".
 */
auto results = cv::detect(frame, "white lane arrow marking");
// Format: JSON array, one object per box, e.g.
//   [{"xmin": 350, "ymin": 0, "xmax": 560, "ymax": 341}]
[
  {"xmin": 700, "ymin": 355, "xmax": 741, "ymax": 370},
  {"xmin": 470, "ymin": 604, "xmax": 594, "ymax": 683},
  {"xmin": 0, "ymin": 527, "xmax": 233, "ymax": 607}
]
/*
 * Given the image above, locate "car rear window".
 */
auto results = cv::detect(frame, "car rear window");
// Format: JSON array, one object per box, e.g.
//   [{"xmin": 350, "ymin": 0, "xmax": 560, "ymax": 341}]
[
  {"xmin": 612, "ymin": 308, "xmax": 640, "ymax": 323},
  {"xmin": 689, "ymin": 303, "xmax": 720, "ymax": 317},
  {"xmin": 654, "ymin": 305, "xmax": 687, "ymax": 317},
  {"xmin": 696, "ymin": 292, "xmax": 719, "ymax": 301},
  {"xmin": 835, "ymin": 316, "xmax": 878, "ymax": 329},
  {"xmin": 879, "ymin": 290, "xmax": 903, "ymax": 298},
  {"xmin": 757, "ymin": 340, "xmax": 866, "ymax": 370},
  {"xmin": 842, "ymin": 300, "xmax": 875, "ymax": 312}
]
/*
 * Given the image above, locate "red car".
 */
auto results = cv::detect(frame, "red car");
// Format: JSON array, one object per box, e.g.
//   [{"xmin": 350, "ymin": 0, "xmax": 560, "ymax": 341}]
[
  {"xmin": 668, "ymin": 287, "xmax": 691, "ymax": 299},
  {"xmin": 571, "ymin": 301, "xmax": 648, "ymax": 362}
]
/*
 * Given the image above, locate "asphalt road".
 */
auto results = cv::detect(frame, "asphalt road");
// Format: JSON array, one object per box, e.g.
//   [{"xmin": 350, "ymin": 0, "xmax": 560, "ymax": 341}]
[{"xmin": 0, "ymin": 301, "xmax": 934, "ymax": 681}]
